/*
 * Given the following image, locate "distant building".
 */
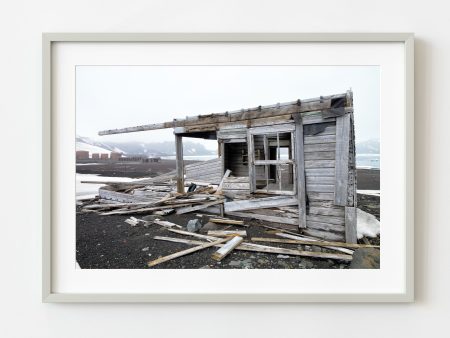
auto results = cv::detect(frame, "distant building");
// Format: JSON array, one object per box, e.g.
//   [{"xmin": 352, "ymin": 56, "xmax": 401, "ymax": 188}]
[
  {"xmin": 92, "ymin": 153, "xmax": 100, "ymax": 159},
  {"xmin": 100, "ymin": 153, "xmax": 109, "ymax": 160},
  {"xmin": 76, "ymin": 150, "xmax": 89, "ymax": 160},
  {"xmin": 110, "ymin": 152, "xmax": 123, "ymax": 160}
]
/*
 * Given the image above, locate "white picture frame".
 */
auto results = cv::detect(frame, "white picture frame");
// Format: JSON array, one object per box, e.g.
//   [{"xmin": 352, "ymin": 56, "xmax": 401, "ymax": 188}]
[{"xmin": 43, "ymin": 33, "xmax": 414, "ymax": 302}]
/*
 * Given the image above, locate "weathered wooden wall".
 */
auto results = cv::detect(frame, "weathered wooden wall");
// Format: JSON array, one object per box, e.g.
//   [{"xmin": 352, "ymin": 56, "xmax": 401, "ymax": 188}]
[{"xmin": 184, "ymin": 158, "xmax": 222, "ymax": 184}]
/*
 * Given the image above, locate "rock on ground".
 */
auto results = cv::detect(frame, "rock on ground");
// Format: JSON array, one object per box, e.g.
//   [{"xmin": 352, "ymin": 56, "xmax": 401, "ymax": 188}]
[{"xmin": 350, "ymin": 248, "xmax": 380, "ymax": 269}]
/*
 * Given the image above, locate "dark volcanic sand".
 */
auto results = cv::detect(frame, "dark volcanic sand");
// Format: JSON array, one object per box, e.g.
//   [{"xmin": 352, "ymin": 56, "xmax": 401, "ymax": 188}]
[
  {"xmin": 76, "ymin": 210, "xmax": 354, "ymax": 269},
  {"xmin": 76, "ymin": 161, "xmax": 380, "ymax": 269}
]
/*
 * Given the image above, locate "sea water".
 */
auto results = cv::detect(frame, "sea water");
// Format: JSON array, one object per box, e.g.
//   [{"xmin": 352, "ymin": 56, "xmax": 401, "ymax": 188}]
[{"xmin": 356, "ymin": 154, "xmax": 380, "ymax": 169}]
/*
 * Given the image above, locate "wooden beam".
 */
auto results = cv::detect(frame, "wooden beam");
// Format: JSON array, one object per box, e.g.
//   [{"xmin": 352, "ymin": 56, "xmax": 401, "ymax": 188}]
[
  {"xmin": 154, "ymin": 236, "xmax": 353, "ymax": 261},
  {"xmin": 207, "ymin": 230, "xmax": 247, "ymax": 237},
  {"xmin": 215, "ymin": 169, "xmax": 231, "ymax": 194},
  {"xmin": 334, "ymin": 113, "xmax": 351, "ymax": 206},
  {"xmin": 251, "ymin": 237, "xmax": 378, "ymax": 249},
  {"xmin": 211, "ymin": 236, "xmax": 244, "ymax": 261},
  {"xmin": 175, "ymin": 199, "xmax": 224, "ymax": 215},
  {"xmin": 98, "ymin": 93, "xmax": 348, "ymax": 136},
  {"xmin": 224, "ymin": 196, "xmax": 298, "ymax": 212},
  {"xmin": 175, "ymin": 134, "xmax": 184, "ymax": 193},
  {"xmin": 275, "ymin": 233, "xmax": 352, "ymax": 255},
  {"xmin": 209, "ymin": 218, "xmax": 246, "ymax": 226},
  {"xmin": 345, "ymin": 206, "xmax": 357, "ymax": 243},
  {"xmin": 147, "ymin": 237, "xmax": 229, "ymax": 267},
  {"xmin": 226, "ymin": 211, "xmax": 299, "ymax": 226},
  {"xmin": 293, "ymin": 113, "xmax": 307, "ymax": 228}
]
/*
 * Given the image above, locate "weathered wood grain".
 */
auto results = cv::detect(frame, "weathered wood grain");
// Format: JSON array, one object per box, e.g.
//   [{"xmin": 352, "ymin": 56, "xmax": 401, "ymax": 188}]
[
  {"xmin": 294, "ymin": 113, "xmax": 307, "ymax": 229},
  {"xmin": 154, "ymin": 236, "xmax": 353, "ymax": 261},
  {"xmin": 224, "ymin": 196, "xmax": 298, "ymax": 212},
  {"xmin": 175, "ymin": 199, "xmax": 224, "ymax": 214},
  {"xmin": 345, "ymin": 206, "xmax": 357, "ymax": 244},
  {"xmin": 334, "ymin": 113, "xmax": 350, "ymax": 206},
  {"xmin": 147, "ymin": 237, "xmax": 229, "ymax": 267},
  {"xmin": 211, "ymin": 236, "xmax": 244, "ymax": 261},
  {"xmin": 175, "ymin": 134, "xmax": 184, "ymax": 193}
]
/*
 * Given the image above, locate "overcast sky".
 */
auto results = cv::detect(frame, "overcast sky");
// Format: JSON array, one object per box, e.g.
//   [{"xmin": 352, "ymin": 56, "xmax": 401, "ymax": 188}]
[{"xmin": 76, "ymin": 65, "xmax": 379, "ymax": 149}]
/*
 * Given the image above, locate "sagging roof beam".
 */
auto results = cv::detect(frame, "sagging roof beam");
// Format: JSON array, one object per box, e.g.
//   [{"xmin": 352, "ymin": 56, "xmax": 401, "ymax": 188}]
[{"xmin": 98, "ymin": 92, "xmax": 350, "ymax": 136}]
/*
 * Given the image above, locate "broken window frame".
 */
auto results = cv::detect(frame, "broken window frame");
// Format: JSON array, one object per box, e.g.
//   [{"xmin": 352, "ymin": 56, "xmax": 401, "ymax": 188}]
[{"xmin": 247, "ymin": 124, "xmax": 297, "ymax": 196}]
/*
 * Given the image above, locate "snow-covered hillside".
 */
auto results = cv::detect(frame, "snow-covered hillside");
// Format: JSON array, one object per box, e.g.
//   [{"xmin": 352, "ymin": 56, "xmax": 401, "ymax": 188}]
[{"xmin": 76, "ymin": 135, "xmax": 125, "ymax": 155}]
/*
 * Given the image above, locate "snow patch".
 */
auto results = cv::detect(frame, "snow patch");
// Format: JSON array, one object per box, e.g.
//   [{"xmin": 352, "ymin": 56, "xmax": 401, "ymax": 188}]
[
  {"xmin": 357, "ymin": 208, "xmax": 380, "ymax": 239},
  {"xmin": 357, "ymin": 190, "xmax": 380, "ymax": 197},
  {"xmin": 76, "ymin": 174, "xmax": 137, "ymax": 200},
  {"xmin": 76, "ymin": 141, "xmax": 112, "ymax": 155}
]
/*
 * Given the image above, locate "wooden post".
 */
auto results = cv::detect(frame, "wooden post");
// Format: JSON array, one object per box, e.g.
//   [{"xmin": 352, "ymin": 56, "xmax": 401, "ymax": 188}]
[
  {"xmin": 247, "ymin": 131, "xmax": 256, "ymax": 193},
  {"xmin": 175, "ymin": 134, "xmax": 184, "ymax": 193},
  {"xmin": 294, "ymin": 113, "xmax": 307, "ymax": 229},
  {"xmin": 335, "ymin": 113, "xmax": 350, "ymax": 206},
  {"xmin": 345, "ymin": 206, "xmax": 357, "ymax": 243}
]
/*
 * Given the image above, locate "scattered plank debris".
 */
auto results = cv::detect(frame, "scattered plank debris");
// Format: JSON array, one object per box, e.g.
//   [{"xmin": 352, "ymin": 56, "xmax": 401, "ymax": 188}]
[{"xmin": 212, "ymin": 236, "xmax": 244, "ymax": 261}]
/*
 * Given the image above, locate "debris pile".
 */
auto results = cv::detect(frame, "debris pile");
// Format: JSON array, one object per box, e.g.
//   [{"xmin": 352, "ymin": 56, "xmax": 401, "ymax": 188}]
[{"xmin": 79, "ymin": 164, "xmax": 379, "ymax": 268}]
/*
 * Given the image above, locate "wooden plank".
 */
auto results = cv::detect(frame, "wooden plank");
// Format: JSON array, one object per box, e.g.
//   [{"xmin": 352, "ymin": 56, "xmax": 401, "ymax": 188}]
[
  {"xmin": 305, "ymin": 168, "xmax": 335, "ymax": 177},
  {"xmin": 224, "ymin": 196, "xmax": 298, "ymax": 212},
  {"xmin": 223, "ymin": 177, "xmax": 250, "ymax": 183},
  {"xmin": 226, "ymin": 211, "xmax": 299, "ymax": 226},
  {"xmin": 306, "ymin": 184, "xmax": 335, "ymax": 193},
  {"xmin": 304, "ymin": 134, "xmax": 336, "ymax": 145},
  {"xmin": 304, "ymin": 143, "xmax": 336, "ymax": 153},
  {"xmin": 307, "ymin": 220, "xmax": 344, "ymax": 233},
  {"xmin": 153, "ymin": 236, "xmax": 353, "ymax": 261},
  {"xmin": 307, "ymin": 192, "xmax": 335, "ymax": 201},
  {"xmin": 251, "ymin": 238, "xmax": 352, "ymax": 254},
  {"xmin": 212, "ymin": 236, "xmax": 244, "ymax": 261},
  {"xmin": 334, "ymin": 113, "xmax": 350, "ymax": 206},
  {"xmin": 302, "ymin": 228, "xmax": 344, "ymax": 242},
  {"xmin": 99, "ymin": 93, "xmax": 347, "ymax": 135},
  {"xmin": 147, "ymin": 237, "xmax": 229, "ymax": 267},
  {"xmin": 209, "ymin": 218, "xmax": 246, "ymax": 226},
  {"xmin": 304, "ymin": 151, "xmax": 335, "ymax": 161},
  {"xmin": 306, "ymin": 176, "xmax": 335, "ymax": 184},
  {"xmin": 153, "ymin": 219, "xmax": 183, "ymax": 229},
  {"xmin": 247, "ymin": 130, "xmax": 256, "ymax": 193},
  {"xmin": 248, "ymin": 123, "xmax": 295, "ymax": 134},
  {"xmin": 309, "ymin": 206, "xmax": 345, "ymax": 217},
  {"xmin": 345, "ymin": 206, "xmax": 357, "ymax": 244},
  {"xmin": 307, "ymin": 214, "xmax": 344, "ymax": 225},
  {"xmin": 254, "ymin": 236, "xmax": 378, "ymax": 249},
  {"xmin": 305, "ymin": 160, "xmax": 335, "ymax": 169},
  {"xmin": 167, "ymin": 228, "xmax": 218, "ymax": 241},
  {"xmin": 175, "ymin": 134, "xmax": 184, "ymax": 193},
  {"xmin": 214, "ymin": 169, "xmax": 232, "ymax": 194},
  {"xmin": 176, "ymin": 199, "xmax": 224, "ymax": 215},
  {"xmin": 207, "ymin": 230, "xmax": 247, "ymax": 237},
  {"xmin": 293, "ymin": 113, "xmax": 307, "ymax": 229},
  {"xmin": 222, "ymin": 182, "xmax": 250, "ymax": 190},
  {"xmin": 275, "ymin": 233, "xmax": 353, "ymax": 254}
]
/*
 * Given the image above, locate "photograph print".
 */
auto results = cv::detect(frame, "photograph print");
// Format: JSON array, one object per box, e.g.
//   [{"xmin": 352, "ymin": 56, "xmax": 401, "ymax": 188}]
[{"xmin": 76, "ymin": 65, "xmax": 380, "ymax": 269}]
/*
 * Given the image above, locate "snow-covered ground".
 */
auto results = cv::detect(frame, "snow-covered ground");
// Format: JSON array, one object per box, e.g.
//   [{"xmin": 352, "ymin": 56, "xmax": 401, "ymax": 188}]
[
  {"xmin": 76, "ymin": 141, "xmax": 114, "ymax": 156},
  {"xmin": 357, "ymin": 208, "xmax": 380, "ymax": 239},
  {"xmin": 357, "ymin": 189, "xmax": 380, "ymax": 197},
  {"xmin": 76, "ymin": 173, "xmax": 137, "ymax": 200}
]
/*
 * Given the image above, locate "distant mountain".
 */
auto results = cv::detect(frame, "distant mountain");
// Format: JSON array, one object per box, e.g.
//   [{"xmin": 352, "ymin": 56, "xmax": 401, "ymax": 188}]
[
  {"xmin": 356, "ymin": 139, "xmax": 379, "ymax": 154},
  {"xmin": 76, "ymin": 136, "xmax": 216, "ymax": 157}
]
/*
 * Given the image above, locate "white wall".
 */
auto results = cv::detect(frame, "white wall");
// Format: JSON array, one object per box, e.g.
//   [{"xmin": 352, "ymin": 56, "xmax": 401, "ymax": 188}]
[{"xmin": 0, "ymin": 1, "xmax": 448, "ymax": 337}]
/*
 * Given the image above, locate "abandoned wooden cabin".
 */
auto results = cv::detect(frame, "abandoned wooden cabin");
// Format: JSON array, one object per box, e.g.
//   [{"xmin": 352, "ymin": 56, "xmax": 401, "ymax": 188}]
[{"xmin": 98, "ymin": 91, "xmax": 357, "ymax": 243}]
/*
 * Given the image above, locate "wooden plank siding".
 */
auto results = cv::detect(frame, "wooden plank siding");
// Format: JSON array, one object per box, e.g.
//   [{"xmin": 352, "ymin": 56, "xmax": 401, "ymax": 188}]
[
  {"xmin": 334, "ymin": 113, "xmax": 351, "ymax": 206},
  {"xmin": 294, "ymin": 113, "xmax": 307, "ymax": 228}
]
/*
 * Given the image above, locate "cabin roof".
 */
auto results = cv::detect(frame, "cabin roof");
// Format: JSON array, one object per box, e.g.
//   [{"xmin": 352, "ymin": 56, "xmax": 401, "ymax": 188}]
[{"xmin": 98, "ymin": 91, "xmax": 352, "ymax": 136}]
